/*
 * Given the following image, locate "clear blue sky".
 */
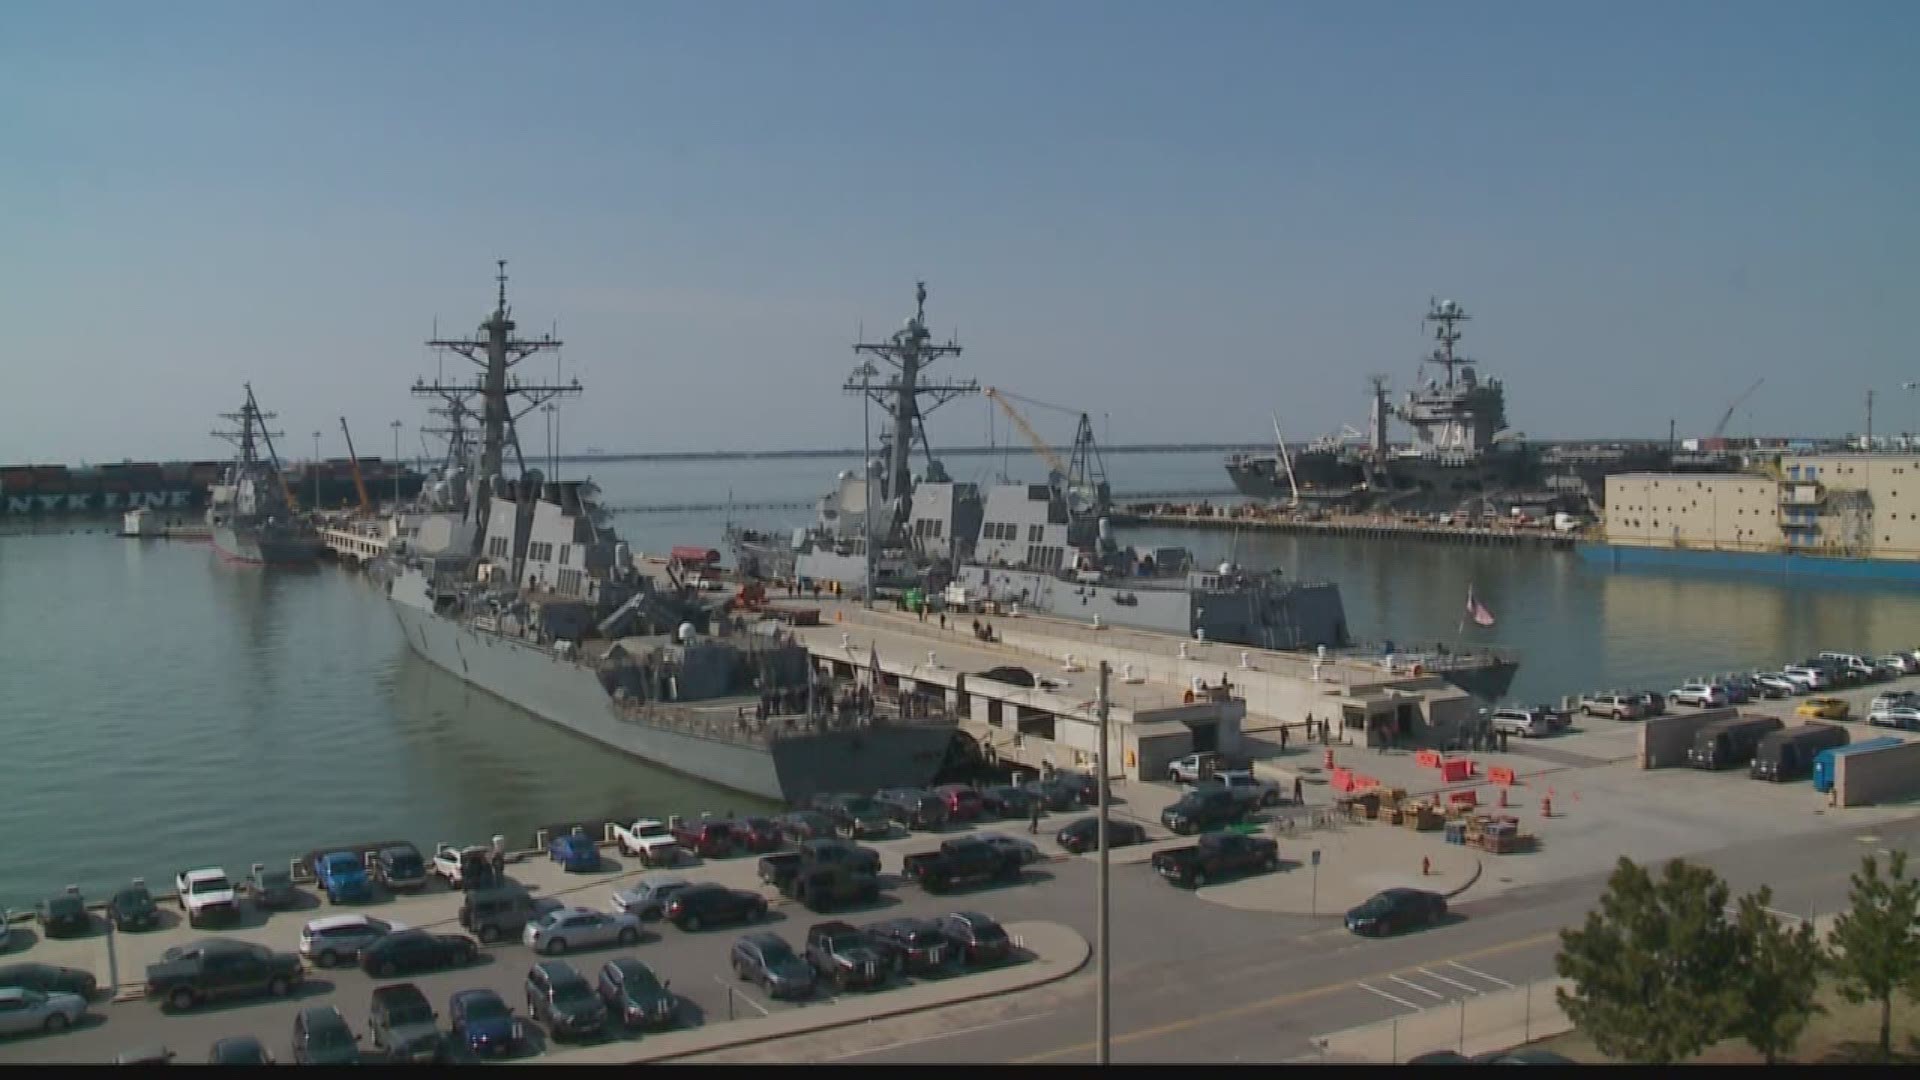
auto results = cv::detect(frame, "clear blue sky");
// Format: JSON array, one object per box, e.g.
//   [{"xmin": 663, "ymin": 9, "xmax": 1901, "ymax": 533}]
[{"xmin": 3, "ymin": 1, "xmax": 1915, "ymax": 464}]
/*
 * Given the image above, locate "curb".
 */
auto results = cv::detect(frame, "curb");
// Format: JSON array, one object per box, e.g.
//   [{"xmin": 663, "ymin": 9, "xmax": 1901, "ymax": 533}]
[{"xmin": 529, "ymin": 921, "xmax": 1091, "ymax": 1064}]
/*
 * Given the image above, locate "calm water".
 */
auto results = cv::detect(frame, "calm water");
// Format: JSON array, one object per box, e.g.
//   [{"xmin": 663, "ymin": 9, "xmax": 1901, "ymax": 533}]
[{"xmin": 4, "ymin": 450, "xmax": 1919, "ymax": 907}]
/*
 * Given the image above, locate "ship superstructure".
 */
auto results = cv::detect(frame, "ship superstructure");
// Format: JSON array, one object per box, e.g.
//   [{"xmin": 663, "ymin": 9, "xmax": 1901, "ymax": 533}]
[{"xmin": 205, "ymin": 384, "xmax": 322, "ymax": 565}]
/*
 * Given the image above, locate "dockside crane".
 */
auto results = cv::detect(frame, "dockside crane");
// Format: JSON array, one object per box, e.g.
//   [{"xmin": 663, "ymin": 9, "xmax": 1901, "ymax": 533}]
[
  {"xmin": 1711, "ymin": 378, "xmax": 1765, "ymax": 440},
  {"xmin": 339, "ymin": 417, "xmax": 374, "ymax": 514},
  {"xmin": 984, "ymin": 387, "xmax": 1110, "ymax": 520}
]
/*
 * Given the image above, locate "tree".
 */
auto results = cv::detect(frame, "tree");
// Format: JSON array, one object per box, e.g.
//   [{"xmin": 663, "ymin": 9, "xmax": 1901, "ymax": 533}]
[
  {"xmin": 1827, "ymin": 850, "xmax": 1920, "ymax": 1061},
  {"xmin": 1555, "ymin": 857, "xmax": 1742, "ymax": 1063},
  {"xmin": 1728, "ymin": 887, "xmax": 1825, "ymax": 1064}
]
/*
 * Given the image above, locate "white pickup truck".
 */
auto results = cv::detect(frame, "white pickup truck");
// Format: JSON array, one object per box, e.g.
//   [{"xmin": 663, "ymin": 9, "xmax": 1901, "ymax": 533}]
[
  {"xmin": 612, "ymin": 819, "xmax": 685, "ymax": 867},
  {"xmin": 432, "ymin": 844, "xmax": 498, "ymax": 890},
  {"xmin": 175, "ymin": 867, "xmax": 239, "ymax": 928}
]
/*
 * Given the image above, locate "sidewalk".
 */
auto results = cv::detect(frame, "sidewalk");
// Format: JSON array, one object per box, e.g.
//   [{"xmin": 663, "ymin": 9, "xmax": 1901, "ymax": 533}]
[{"xmin": 522, "ymin": 920, "xmax": 1089, "ymax": 1064}]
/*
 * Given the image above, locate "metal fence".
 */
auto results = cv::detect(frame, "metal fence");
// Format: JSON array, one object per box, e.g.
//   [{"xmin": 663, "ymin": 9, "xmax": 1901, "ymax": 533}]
[{"xmin": 1311, "ymin": 976, "xmax": 1575, "ymax": 1064}]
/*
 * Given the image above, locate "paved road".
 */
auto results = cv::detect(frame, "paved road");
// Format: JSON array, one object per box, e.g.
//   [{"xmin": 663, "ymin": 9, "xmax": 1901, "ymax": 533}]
[{"xmin": 685, "ymin": 811, "xmax": 1920, "ymax": 1064}]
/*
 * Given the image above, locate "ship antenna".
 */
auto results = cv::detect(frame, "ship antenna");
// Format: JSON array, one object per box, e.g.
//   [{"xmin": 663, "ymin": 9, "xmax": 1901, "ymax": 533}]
[{"xmin": 496, "ymin": 259, "xmax": 509, "ymax": 315}]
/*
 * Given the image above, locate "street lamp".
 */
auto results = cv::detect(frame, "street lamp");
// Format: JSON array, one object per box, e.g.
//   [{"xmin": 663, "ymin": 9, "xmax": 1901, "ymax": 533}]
[
  {"xmin": 311, "ymin": 431, "xmax": 322, "ymax": 508},
  {"xmin": 1904, "ymin": 381, "xmax": 1918, "ymax": 449},
  {"xmin": 390, "ymin": 421, "xmax": 402, "ymax": 507}
]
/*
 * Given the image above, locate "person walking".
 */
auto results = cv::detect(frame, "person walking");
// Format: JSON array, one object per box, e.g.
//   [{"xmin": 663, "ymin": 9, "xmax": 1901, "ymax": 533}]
[
  {"xmin": 1028, "ymin": 796, "xmax": 1042, "ymax": 835},
  {"xmin": 1280, "ymin": 725, "xmax": 1289, "ymax": 752},
  {"xmin": 1293, "ymin": 776, "xmax": 1304, "ymax": 806}
]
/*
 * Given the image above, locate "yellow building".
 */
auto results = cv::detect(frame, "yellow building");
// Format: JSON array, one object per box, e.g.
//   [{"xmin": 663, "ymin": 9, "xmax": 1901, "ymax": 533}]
[{"xmin": 1603, "ymin": 453, "xmax": 1920, "ymax": 562}]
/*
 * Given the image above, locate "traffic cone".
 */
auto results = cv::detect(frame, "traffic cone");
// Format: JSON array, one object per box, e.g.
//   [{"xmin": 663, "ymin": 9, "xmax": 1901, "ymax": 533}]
[
  {"xmin": 1323, "ymin": 747, "xmax": 1335, "ymax": 770},
  {"xmin": 1542, "ymin": 795, "xmax": 1553, "ymax": 818},
  {"xmin": 1497, "ymin": 787, "xmax": 1508, "ymax": 809}
]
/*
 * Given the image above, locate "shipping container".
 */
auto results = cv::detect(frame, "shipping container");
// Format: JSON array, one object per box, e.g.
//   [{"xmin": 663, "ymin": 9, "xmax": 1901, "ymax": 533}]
[
  {"xmin": 1749, "ymin": 723, "xmax": 1848, "ymax": 782},
  {"xmin": 1687, "ymin": 715, "xmax": 1783, "ymax": 770},
  {"xmin": 1813, "ymin": 736, "xmax": 1905, "ymax": 794}
]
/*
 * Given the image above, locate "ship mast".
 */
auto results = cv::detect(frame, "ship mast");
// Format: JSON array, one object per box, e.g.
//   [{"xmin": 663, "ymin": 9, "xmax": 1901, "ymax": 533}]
[
  {"xmin": 411, "ymin": 261, "xmax": 581, "ymax": 547},
  {"xmin": 844, "ymin": 282, "xmax": 978, "ymax": 544},
  {"xmin": 212, "ymin": 383, "xmax": 296, "ymax": 508},
  {"xmin": 1422, "ymin": 298, "xmax": 1472, "ymax": 388}
]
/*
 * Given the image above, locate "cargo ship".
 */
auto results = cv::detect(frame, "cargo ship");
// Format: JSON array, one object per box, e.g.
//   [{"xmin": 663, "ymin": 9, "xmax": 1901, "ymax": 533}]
[{"xmin": 0, "ymin": 458, "xmax": 424, "ymax": 517}]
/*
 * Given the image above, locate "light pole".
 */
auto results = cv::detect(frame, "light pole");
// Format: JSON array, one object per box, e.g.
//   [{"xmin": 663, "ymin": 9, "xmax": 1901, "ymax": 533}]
[
  {"xmin": 1095, "ymin": 661, "xmax": 1112, "ymax": 1065},
  {"xmin": 1905, "ymin": 381, "xmax": 1918, "ymax": 449},
  {"xmin": 390, "ymin": 421, "xmax": 402, "ymax": 507},
  {"xmin": 311, "ymin": 431, "xmax": 322, "ymax": 508}
]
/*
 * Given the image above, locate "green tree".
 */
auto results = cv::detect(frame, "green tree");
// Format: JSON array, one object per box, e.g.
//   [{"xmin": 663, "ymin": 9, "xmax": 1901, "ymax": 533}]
[
  {"xmin": 1728, "ymin": 887, "xmax": 1825, "ymax": 1064},
  {"xmin": 1555, "ymin": 857, "xmax": 1741, "ymax": 1063},
  {"xmin": 1827, "ymin": 850, "xmax": 1920, "ymax": 1061}
]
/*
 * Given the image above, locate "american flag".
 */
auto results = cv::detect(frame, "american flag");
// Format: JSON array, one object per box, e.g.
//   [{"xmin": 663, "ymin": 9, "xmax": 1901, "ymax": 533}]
[{"xmin": 1466, "ymin": 585, "xmax": 1496, "ymax": 628}]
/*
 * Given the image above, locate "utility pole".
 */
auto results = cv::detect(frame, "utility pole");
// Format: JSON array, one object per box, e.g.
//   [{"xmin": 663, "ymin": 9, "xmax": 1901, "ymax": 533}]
[
  {"xmin": 1096, "ymin": 660, "xmax": 1112, "ymax": 1065},
  {"xmin": 1866, "ymin": 390, "xmax": 1875, "ymax": 449},
  {"xmin": 390, "ymin": 420, "xmax": 402, "ymax": 506},
  {"xmin": 311, "ymin": 430, "xmax": 322, "ymax": 508}
]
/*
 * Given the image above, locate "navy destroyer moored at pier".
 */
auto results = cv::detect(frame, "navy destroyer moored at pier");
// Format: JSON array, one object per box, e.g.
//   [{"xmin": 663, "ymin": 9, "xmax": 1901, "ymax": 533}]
[
  {"xmin": 205, "ymin": 385, "xmax": 322, "ymax": 566},
  {"xmin": 381, "ymin": 264, "xmax": 955, "ymax": 803}
]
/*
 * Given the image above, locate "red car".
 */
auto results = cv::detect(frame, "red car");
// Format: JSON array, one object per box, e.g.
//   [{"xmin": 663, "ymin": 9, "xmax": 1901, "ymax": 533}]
[
  {"xmin": 671, "ymin": 820, "xmax": 735, "ymax": 859},
  {"xmin": 728, "ymin": 817, "xmax": 785, "ymax": 854},
  {"xmin": 932, "ymin": 784, "xmax": 984, "ymax": 822}
]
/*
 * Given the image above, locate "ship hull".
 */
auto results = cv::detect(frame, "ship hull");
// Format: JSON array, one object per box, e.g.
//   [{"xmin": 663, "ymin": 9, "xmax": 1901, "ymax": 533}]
[
  {"xmin": 212, "ymin": 526, "xmax": 322, "ymax": 566},
  {"xmin": 389, "ymin": 600, "xmax": 952, "ymax": 804}
]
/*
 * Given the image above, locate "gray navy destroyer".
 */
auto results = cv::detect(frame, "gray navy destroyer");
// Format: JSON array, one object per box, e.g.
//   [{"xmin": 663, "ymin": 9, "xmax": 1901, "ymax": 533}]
[
  {"xmin": 380, "ymin": 264, "xmax": 955, "ymax": 803},
  {"xmin": 205, "ymin": 384, "xmax": 322, "ymax": 565},
  {"xmin": 729, "ymin": 283, "xmax": 1516, "ymax": 698}
]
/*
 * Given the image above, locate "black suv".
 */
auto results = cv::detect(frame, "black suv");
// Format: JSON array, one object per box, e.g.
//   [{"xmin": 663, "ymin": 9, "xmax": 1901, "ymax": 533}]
[
  {"xmin": 109, "ymin": 882, "xmax": 160, "ymax": 932},
  {"xmin": 1160, "ymin": 786, "xmax": 1242, "ymax": 835},
  {"xmin": 938, "ymin": 911, "xmax": 1012, "ymax": 966},
  {"xmin": 367, "ymin": 982, "xmax": 445, "ymax": 1063},
  {"xmin": 662, "ymin": 883, "xmax": 767, "ymax": 931},
  {"xmin": 291, "ymin": 1005, "xmax": 362, "ymax": 1065},
  {"xmin": 596, "ymin": 957, "xmax": 678, "ymax": 1029},
  {"xmin": 811, "ymin": 793, "xmax": 893, "ymax": 839},
  {"xmin": 804, "ymin": 921, "xmax": 889, "ymax": 991},
  {"xmin": 862, "ymin": 917, "xmax": 953, "ymax": 976},
  {"xmin": 874, "ymin": 788, "xmax": 949, "ymax": 831},
  {"xmin": 374, "ymin": 844, "xmax": 428, "ymax": 894},
  {"xmin": 360, "ymin": 930, "xmax": 479, "ymax": 977},
  {"xmin": 524, "ymin": 960, "xmax": 606, "ymax": 1042}
]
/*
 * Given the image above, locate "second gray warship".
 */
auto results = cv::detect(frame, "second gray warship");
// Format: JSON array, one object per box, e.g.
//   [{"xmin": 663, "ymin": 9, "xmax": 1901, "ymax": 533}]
[
  {"xmin": 379, "ymin": 264, "xmax": 955, "ymax": 804},
  {"xmin": 205, "ymin": 384, "xmax": 322, "ymax": 565}
]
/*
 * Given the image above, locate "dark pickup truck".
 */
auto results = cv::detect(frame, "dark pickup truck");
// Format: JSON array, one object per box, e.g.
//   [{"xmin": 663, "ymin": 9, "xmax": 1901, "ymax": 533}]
[
  {"xmin": 1160, "ymin": 786, "xmax": 1244, "ymax": 835},
  {"xmin": 146, "ymin": 939, "xmax": 306, "ymax": 1012},
  {"xmin": 901, "ymin": 837, "xmax": 1024, "ymax": 894},
  {"xmin": 1151, "ymin": 831, "xmax": 1280, "ymax": 888},
  {"xmin": 804, "ymin": 922, "xmax": 889, "ymax": 992},
  {"xmin": 811, "ymin": 794, "xmax": 893, "ymax": 840},
  {"xmin": 787, "ymin": 865, "xmax": 881, "ymax": 913},
  {"xmin": 757, "ymin": 838, "xmax": 883, "ymax": 892}
]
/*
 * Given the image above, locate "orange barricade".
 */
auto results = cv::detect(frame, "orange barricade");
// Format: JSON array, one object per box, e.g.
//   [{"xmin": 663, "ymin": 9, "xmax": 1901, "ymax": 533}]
[
  {"xmin": 1415, "ymin": 749, "xmax": 1441, "ymax": 768},
  {"xmin": 1439, "ymin": 758, "xmax": 1473, "ymax": 783},
  {"xmin": 1489, "ymin": 766, "xmax": 1516, "ymax": 786},
  {"xmin": 1331, "ymin": 767, "xmax": 1355, "ymax": 793},
  {"xmin": 1354, "ymin": 774, "xmax": 1379, "ymax": 790},
  {"xmin": 1447, "ymin": 789, "xmax": 1478, "ymax": 808}
]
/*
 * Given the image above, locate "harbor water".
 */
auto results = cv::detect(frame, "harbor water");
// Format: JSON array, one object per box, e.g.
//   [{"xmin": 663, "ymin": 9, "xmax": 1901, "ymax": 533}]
[{"xmin": 5, "ymin": 450, "xmax": 1920, "ymax": 908}]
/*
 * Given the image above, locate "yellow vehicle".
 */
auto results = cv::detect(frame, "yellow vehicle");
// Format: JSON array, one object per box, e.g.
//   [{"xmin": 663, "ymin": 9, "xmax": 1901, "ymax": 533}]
[{"xmin": 1796, "ymin": 696, "xmax": 1850, "ymax": 721}]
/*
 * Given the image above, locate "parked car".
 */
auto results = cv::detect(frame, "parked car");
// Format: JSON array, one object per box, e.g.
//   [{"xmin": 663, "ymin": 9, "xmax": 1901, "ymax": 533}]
[
  {"xmin": 367, "ymin": 982, "xmax": 445, "ymax": 1063},
  {"xmin": 207, "ymin": 1036, "xmax": 273, "ymax": 1064},
  {"xmin": 901, "ymin": 837, "xmax": 1025, "ymax": 893},
  {"xmin": 36, "ymin": 891, "xmax": 89, "ymax": 938},
  {"xmin": 662, "ymin": 884, "xmax": 767, "ymax": 931},
  {"xmin": 932, "ymin": 784, "xmax": 985, "ymax": 822},
  {"xmin": 246, "ymin": 865, "xmax": 300, "ymax": 910},
  {"xmin": 1194, "ymin": 770, "xmax": 1284, "ymax": 810},
  {"xmin": 878, "ymin": 787, "xmax": 951, "ymax": 831},
  {"xmin": 729, "ymin": 932, "xmax": 816, "ymax": 999},
  {"xmin": 777, "ymin": 810, "xmax": 838, "ymax": 845},
  {"xmin": 936, "ymin": 911, "xmax": 1012, "ymax": 966},
  {"xmin": 448, "ymin": 988, "xmax": 522, "ymax": 1059},
  {"xmin": 1051, "ymin": 770, "xmax": 1106, "ymax": 805},
  {"xmin": 611, "ymin": 875, "xmax": 692, "ymax": 921},
  {"xmin": 146, "ymin": 939, "xmax": 304, "ymax": 1011},
  {"xmin": 796, "ymin": 837, "xmax": 883, "ymax": 876},
  {"xmin": 112, "ymin": 1045, "xmax": 178, "ymax": 1065},
  {"xmin": 1166, "ymin": 751, "xmax": 1226, "ymax": 784},
  {"xmin": 432, "ymin": 844, "xmax": 500, "ymax": 891},
  {"xmin": 1023, "ymin": 776, "xmax": 1083, "ymax": 812},
  {"xmin": 670, "ymin": 818, "xmax": 737, "ymax": 859},
  {"xmin": 548, "ymin": 834, "xmax": 603, "ymax": 873},
  {"xmin": 359, "ymin": 930, "xmax": 479, "ymax": 977},
  {"xmin": 301, "ymin": 915, "xmax": 406, "ymax": 968},
  {"xmin": 805, "ymin": 921, "xmax": 889, "ymax": 991},
  {"xmin": 1160, "ymin": 786, "xmax": 1243, "ymax": 834},
  {"xmin": 1578, "ymin": 691, "xmax": 1646, "ymax": 720},
  {"xmin": 313, "ymin": 851, "xmax": 373, "ymax": 905},
  {"xmin": 1668, "ymin": 683, "xmax": 1728, "ymax": 709},
  {"xmin": 290, "ymin": 1005, "xmax": 361, "ymax": 1065},
  {"xmin": 977, "ymin": 784, "xmax": 1035, "ymax": 819},
  {"xmin": 174, "ymin": 867, "xmax": 239, "ymax": 928},
  {"xmin": 1712, "ymin": 677, "xmax": 1753, "ymax": 704},
  {"xmin": 524, "ymin": 960, "xmax": 606, "ymax": 1042},
  {"xmin": 862, "ymin": 916, "xmax": 955, "ymax": 975},
  {"xmin": 1889, "ymin": 653, "xmax": 1920, "ymax": 675},
  {"xmin": 1781, "ymin": 665, "xmax": 1831, "ymax": 691},
  {"xmin": 1871, "ymin": 690, "xmax": 1919, "ymax": 713},
  {"xmin": 523, "ymin": 907, "xmax": 642, "ymax": 955},
  {"xmin": 788, "ymin": 864, "xmax": 883, "ymax": 913},
  {"xmin": 1345, "ymin": 888, "xmax": 1447, "ymax": 937},
  {"xmin": 1796, "ymin": 696, "xmax": 1851, "ymax": 721},
  {"xmin": 597, "ymin": 957, "xmax": 677, "ymax": 1030},
  {"xmin": 374, "ymin": 844, "xmax": 428, "ymax": 893},
  {"xmin": 1056, "ymin": 817, "xmax": 1148, "ymax": 854},
  {"xmin": 460, "ymin": 883, "xmax": 537, "ymax": 945},
  {"xmin": 0, "ymin": 987, "xmax": 86, "ymax": 1037},
  {"xmin": 1868, "ymin": 705, "xmax": 1920, "ymax": 731},
  {"xmin": 727, "ymin": 817, "xmax": 786, "ymax": 854},
  {"xmin": 1151, "ymin": 831, "xmax": 1280, "ymax": 888},
  {"xmin": 109, "ymin": 882, "xmax": 160, "ymax": 932},
  {"xmin": 1630, "ymin": 690, "xmax": 1668, "ymax": 716},
  {"xmin": 813, "ymin": 794, "xmax": 893, "ymax": 840},
  {"xmin": 974, "ymin": 832, "xmax": 1044, "ymax": 866},
  {"xmin": 1752, "ymin": 672, "xmax": 1802, "ymax": 698},
  {"xmin": 0, "ymin": 963, "xmax": 96, "ymax": 999},
  {"xmin": 611, "ymin": 819, "xmax": 685, "ymax": 867}
]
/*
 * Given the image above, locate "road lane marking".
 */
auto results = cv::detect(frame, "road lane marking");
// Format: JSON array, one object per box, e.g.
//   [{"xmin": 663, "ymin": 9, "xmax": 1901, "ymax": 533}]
[
  {"xmin": 827, "ymin": 1011, "xmax": 1061, "ymax": 1059},
  {"xmin": 712, "ymin": 974, "xmax": 771, "ymax": 1016},
  {"xmin": 1012, "ymin": 928, "xmax": 1562, "ymax": 1063},
  {"xmin": 1446, "ymin": 960, "xmax": 1513, "ymax": 988},
  {"xmin": 1387, "ymin": 974, "xmax": 1444, "ymax": 999},
  {"xmin": 1418, "ymin": 967, "xmax": 1479, "ymax": 993},
  {"xmin": 1358, "ymin": 982, "xmax": 1423, "ymax": 1010}
]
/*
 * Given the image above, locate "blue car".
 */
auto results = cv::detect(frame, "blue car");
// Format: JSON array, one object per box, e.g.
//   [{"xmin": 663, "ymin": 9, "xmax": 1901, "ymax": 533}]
[
  {"xmin": 313, "ymin": 851, "xmax": 373, "ymax": 904},
  {"xmin": 449, "ymin": 988, "xmax": 522, "ymax": 1058},
  {"xmin": 548, "ymin": 834, "xmax": 602, "ymax": 873}
]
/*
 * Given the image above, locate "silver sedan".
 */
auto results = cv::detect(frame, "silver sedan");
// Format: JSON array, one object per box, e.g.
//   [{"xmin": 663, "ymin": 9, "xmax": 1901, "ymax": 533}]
[
  {"xmin": 0, "ymin": 988, "xmax": 87, "ymax": 1038},
  {"xmin": 522, "ymin": 906, "xmax": 643, "ymax": 955}
]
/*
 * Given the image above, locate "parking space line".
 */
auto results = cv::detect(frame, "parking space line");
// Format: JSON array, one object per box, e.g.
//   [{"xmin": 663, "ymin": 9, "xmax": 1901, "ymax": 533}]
[
  {"xmin": 1387, "ymin": 974, "xmax": 1444, "ymax": 999},
  {"xmin": 1357, "ymin": 982, "xmax": 1423, "ymax": 1010},
  {"xmin": 712, "ymin": 974, "xmax": 771, "ymax": 1016},
  {"xmin": 1417, "ymin": 967, "xmax": 1479, "ymax": 993},
  {"xmin": 829, "ymin": 1011, "xmax": 1061, "ymax": 1059},
  {"xmin": 1446, "ymin": 960, "xmax": 1514, "ymax": 988}
]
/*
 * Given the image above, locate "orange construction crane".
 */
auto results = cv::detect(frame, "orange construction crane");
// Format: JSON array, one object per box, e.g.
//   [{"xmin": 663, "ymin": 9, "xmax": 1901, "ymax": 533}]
[{"xmin": 339, "ymin": 417, "xmax": 374, "ymax": 514}]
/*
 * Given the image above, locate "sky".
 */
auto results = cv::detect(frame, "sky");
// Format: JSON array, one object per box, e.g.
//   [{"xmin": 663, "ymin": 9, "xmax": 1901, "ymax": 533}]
[{"xmin": 3, "ymin": 1, "xmax": 1916, "ymax": 464}]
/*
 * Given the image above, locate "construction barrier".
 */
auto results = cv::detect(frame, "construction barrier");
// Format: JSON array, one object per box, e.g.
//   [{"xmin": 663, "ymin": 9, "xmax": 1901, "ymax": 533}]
[
  {"xmin": 1354, "ymin": 774, "xmax": 1380, "ymax": 791},
  {"xmin": 1488, "ymin": 765, "xmax": 1516, "ymax": 786},
  {"xmin": 1438, "ymin": 758, "xmax": 1473, "ymax": 783},
  {"xmin": 1447, "ymin": 789, "xmax": 1478, "ymax": 809},
  {"xmin": 1331, "ymin": 766, "xmax": 1356, "ymax": 792},
  {"xmin": 1415, "ymin": 749, "xmax": 1442, "ymax": 768}
]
